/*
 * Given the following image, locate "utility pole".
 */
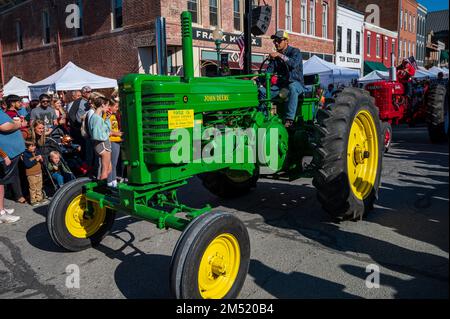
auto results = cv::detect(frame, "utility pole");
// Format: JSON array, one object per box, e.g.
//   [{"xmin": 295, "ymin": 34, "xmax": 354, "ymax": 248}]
[
  {"xmin": 243, "ymin": 0, "xmax": 252, "ymax": 74},
  {"xmin": 50, "ymin": 0, "xmax": 62, "ymax": 68}
]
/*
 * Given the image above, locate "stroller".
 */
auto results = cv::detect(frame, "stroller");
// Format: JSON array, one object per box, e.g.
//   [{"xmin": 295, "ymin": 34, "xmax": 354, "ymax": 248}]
[{"xmin": 48, "ymin": 126, "xmax": 90, "ymax": 175}]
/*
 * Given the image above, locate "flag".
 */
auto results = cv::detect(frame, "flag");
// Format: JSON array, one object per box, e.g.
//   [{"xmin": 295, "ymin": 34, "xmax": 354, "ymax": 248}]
[
  {"xmin": 408, "ymin": 56, "xmax": 418, "ymax": 70},
  {"xmin": 236, "ymin": 35, "xmax": 245, "ymax": 70}
]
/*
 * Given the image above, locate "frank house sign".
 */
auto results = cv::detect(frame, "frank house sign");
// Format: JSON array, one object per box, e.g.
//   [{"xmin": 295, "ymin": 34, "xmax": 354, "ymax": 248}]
[{"xmin": 192, "ymin": 28, "xmax": 262, "ymax": 47}]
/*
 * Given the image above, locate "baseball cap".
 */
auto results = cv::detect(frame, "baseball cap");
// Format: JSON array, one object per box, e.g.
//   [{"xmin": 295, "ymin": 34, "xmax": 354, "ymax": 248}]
[
  {"xmin": 271, "ymin": 30, "xmax": 289, "ymax": 40},
  {"xmin": 81, "ymin": 86, "xmax": 92, "ymax": 93},
  {"xmin": 39, "ymin": 93, "xmax": 51, "ymax": 101},
  {"xmin": 5, "ymin": 94, "xmax": 21, "ymax": 103}
]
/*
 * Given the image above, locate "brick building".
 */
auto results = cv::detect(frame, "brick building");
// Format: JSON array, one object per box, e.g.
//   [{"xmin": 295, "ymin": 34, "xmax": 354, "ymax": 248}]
[
  {"xmin": 398, "ymin": 0, "xmax": 418, "ymax": 62},
  {"xmin": 340, "ymin": 0, "xmax": 418, "ymax": 63},
  {"xmin": 0, "ymin": 0, "xmax": 161, "ymax": 84},
  {"xmin": 363, "ymin": 22, "xmax": 398, "ymax": 75},
  {"xmin": 277, "ymin": 0, "xmax": 336, "ymax": 62},
  {"xmin": 0, "ymin": 0, "xmax": 337, "ymax": 85},
  {"xmin": 416, "ymin": 3, "xmax": 427, "ymax": 66}
]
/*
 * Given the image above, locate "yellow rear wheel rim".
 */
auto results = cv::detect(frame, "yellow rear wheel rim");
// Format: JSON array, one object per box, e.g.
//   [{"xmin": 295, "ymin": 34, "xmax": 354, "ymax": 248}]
[
  {"xmin": 65, "ymin": 194, "xmax": 106, "ymax": 238},
  {"xmin": 198, "ymin": 233, "xmax": 240, "ymax": 299},
  {"xmin": 347, "ymin": 110, "xmax": 379, "ymax": 200}
]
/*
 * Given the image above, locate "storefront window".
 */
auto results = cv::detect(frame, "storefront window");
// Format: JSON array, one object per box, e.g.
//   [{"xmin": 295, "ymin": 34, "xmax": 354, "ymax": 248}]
[
  {"xmin": 337, "ymin": 26, "xmax": 342, "ymax": 52},
  {"xmin": 188, "ymin": 0, "xmax": 199, "ymax": 24},
  {"xmin": 356, "ymin": 31, "xmax": 360, "ymax": 55},
  {"xmin": 347, "ymin": 29, "xmax": 352, "ymax": 54},
  {"xmin": 209, "ymin": 0, "xmax": 219, "ymax": 27},
  {"xmin": 233, "ymin": 0, "xmax": 241, "ymax": 30},
  {"xmin": 285, "ymin": 0, "xmax": 292, "ymax": 31}
]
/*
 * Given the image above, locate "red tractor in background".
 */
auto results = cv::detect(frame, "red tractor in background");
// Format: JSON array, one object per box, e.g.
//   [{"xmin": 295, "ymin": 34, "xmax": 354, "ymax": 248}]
[{"xmin": 364, "ymin": 54, "xmax": 448, "ymax": 151}]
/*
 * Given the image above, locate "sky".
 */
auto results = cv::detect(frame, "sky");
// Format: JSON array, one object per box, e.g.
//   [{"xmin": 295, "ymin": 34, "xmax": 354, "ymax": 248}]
[{"xmin": 417, "ymin": 0, "xmax": 449, "ymax": 12}]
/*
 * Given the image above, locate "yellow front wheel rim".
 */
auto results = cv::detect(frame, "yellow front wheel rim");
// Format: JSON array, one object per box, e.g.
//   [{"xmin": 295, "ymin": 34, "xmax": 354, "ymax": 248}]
[
  {"xmin": 65, "ymin": 194, "xmax": 106, "ymax": 238},
  {"xmin": 198, "ymin": 233, "xmax": 240, "ymax": 299},
  {"xmin": 347, "ymin": 110, "xmax": 379, "ymax": 200}
]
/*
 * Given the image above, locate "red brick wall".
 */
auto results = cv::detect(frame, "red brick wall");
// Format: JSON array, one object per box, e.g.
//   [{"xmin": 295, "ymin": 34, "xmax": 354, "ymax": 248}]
[
  {"xmin": 278, "ymin": 0, "xmax": 335, "ymax": 56},
  {"xmin": 398, "ymin": 0, "xmax": 417, "ymax": 60},
  {"xmin": 162, "ymin": 0, "xmax": 278, "ymax": 54},
  {"xmin": 0, "ymin": 0, "xmax": 159, "ymax": 83}
]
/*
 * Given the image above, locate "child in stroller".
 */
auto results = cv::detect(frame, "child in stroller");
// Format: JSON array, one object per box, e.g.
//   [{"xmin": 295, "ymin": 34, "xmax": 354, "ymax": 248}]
[
  {"xmin": 45, "ymin": 125, "xmax": 90, "ymax": 176},
  {"xmin": 47, "ymin": 151, "xmax": 75, "ymax": 188}
]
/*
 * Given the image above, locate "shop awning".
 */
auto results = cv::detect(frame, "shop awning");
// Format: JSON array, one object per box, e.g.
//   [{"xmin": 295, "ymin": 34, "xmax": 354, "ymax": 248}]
[
  {"xmin": 364, "ymin": 61, "xmax": 388, "ymax": 76},
  {"xmin": 440, "ymin": 50, "xmax": 449, "ymax": 62}
]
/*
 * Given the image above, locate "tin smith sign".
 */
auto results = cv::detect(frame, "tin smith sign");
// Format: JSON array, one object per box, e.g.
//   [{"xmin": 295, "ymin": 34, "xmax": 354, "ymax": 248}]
[{"xmin": 192, "ymin": 28, "xmax": 262, "ymax": 47}]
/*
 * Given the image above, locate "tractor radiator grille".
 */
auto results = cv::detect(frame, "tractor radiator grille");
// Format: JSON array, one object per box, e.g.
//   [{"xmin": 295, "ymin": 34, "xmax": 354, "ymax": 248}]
[{"xmin": 141, "ymin": 94, "xmax": 176, "ymax": 154}]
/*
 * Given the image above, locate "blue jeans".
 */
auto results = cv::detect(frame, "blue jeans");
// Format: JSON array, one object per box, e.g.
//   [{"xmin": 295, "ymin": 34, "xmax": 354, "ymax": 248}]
[
  {"xmin": 107, "ymin": 142, "xmax": 121, "ymax": 183},
  {"xmin": 258, "ymin": 81, "xmax": 305, "ymax": 120},
  {"xmin": 52, "ymin": 172, "xmax": 75, "ymax": 187}
]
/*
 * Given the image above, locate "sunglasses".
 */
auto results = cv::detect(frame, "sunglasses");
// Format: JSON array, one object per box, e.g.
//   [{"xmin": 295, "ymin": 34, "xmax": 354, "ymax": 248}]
[
  {"xmin": 41, "ymin": 100, "xmax": 50, "ymax": 103},
  {"xmin": 273, "ymin": 38, "xmax": 285, "ymax": 44}
]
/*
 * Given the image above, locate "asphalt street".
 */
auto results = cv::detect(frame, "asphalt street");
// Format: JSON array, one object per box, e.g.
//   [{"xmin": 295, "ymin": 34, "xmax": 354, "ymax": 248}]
[{"xmin": 0, "ymin": 125, "xmax": 448, "ymax": 299}]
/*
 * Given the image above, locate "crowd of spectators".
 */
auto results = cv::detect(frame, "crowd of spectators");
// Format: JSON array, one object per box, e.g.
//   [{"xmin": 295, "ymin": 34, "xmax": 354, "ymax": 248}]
[{"xmin": 0, "ymin": 85, "xmax": 123, "ymax": 224}]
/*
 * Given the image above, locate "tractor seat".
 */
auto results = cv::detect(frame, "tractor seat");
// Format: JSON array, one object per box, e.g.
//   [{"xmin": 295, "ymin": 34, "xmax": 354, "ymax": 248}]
[
  {"xmin": 302, "ymin": 74, "xmax": 320, "ymax": 98},
  {"xmin": 303, "ymin": 87, "xmax": 313, "ymax": 98}
]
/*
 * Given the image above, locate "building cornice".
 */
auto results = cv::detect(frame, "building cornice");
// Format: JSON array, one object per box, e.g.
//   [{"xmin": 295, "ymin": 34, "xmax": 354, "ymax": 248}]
[
  {"xmin": 364, "ymin": 22, "xmax": 398, "ymax": 38},
  {"xmin": 417, "ymin": 3, "xmax": 427, "ymax": 13}
]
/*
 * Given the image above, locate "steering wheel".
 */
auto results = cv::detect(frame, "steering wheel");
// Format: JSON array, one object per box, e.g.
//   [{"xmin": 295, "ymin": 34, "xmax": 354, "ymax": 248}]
[{"xmin": 258, "ymin": 56, "xmax": 290, "ymax": 77}]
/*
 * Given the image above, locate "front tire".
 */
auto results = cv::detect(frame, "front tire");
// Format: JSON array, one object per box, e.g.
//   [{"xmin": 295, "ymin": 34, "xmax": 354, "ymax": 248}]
[
  {"xmin": 46, "ymin": 177, "xmax": 116, "ymax": 251},
  {"xmin": 170, "ymin": 211, "xmax": 250, "ymax": 299},
  {"xmin": 313, "ymin": 88, "xmax": 383, "ymax": 221}
]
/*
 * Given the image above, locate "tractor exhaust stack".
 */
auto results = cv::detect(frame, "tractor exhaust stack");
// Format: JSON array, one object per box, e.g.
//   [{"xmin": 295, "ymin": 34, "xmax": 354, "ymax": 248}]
[
  {"xmin": 389, "ymin": 52, "xmax": 397, "ymax": 82},
  {"xmin": 181, "ymin": 11, "xmax": 194, "ymax": 82},
  {"xmin": 155, "ymin": 17, "xmax": 168, "ymax": 75}
]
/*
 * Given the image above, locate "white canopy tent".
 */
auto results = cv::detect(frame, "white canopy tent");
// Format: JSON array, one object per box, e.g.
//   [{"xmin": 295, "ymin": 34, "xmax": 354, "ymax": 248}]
[
  {"xmin": 2, "ymin": 76, "xmax": 31, "ymax": 97},
  {"xmin": 28, "ymin": 61, "xmax": 118, "ymax": 99},
  {"xmin": 358, "ymin": 68, "xmax": 437, "ymax": 83},
  {"xmin": 427, "ymin": 66, "xmax": 449, "ymax": 78},
  {"xmin": 358, "ymin": 70, "xmax": 389, "ymax": 84},
  {"xmin": 413, "ymin": 69, "xmax": 437, "ymax": 79},
  {"xmin": 303, "ymin": 55, "xmax": 360, "ymax": 87}
]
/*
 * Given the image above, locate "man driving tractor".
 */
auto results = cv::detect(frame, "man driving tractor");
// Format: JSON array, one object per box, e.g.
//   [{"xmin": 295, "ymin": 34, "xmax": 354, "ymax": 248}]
[
  {"xmin": 397, "ymin": 56, "xmax": 417, "ymax": 99},
  {"xmin": 258, "ymin": 30, "xmax": 305, "ymax": 128}
]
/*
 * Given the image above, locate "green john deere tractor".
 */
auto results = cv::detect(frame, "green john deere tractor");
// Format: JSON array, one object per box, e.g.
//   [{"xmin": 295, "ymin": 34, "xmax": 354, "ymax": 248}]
[{"xmin": 47, "ymin": 12, "xmax": 383, "ymax": 299}]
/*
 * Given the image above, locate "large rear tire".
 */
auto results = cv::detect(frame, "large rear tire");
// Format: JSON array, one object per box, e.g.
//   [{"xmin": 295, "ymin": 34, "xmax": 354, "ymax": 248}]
[
  {"xmin": 169, "ymin": 211, "xmax": 250, "ymax": 299},
  {"xmin": 46, "ymin": 177, "xmax": 116, "ymax": 251},
  {"xmin": 426, "ymin": 84, "xmax": 448, "ymax": 143},
  {"xmin": 313, "ymin": 88, "xmax": 383, "ymax": 221},
  {"xmin": 199, "ymin": 168, "xmax": 259, "ymax": 199}
]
